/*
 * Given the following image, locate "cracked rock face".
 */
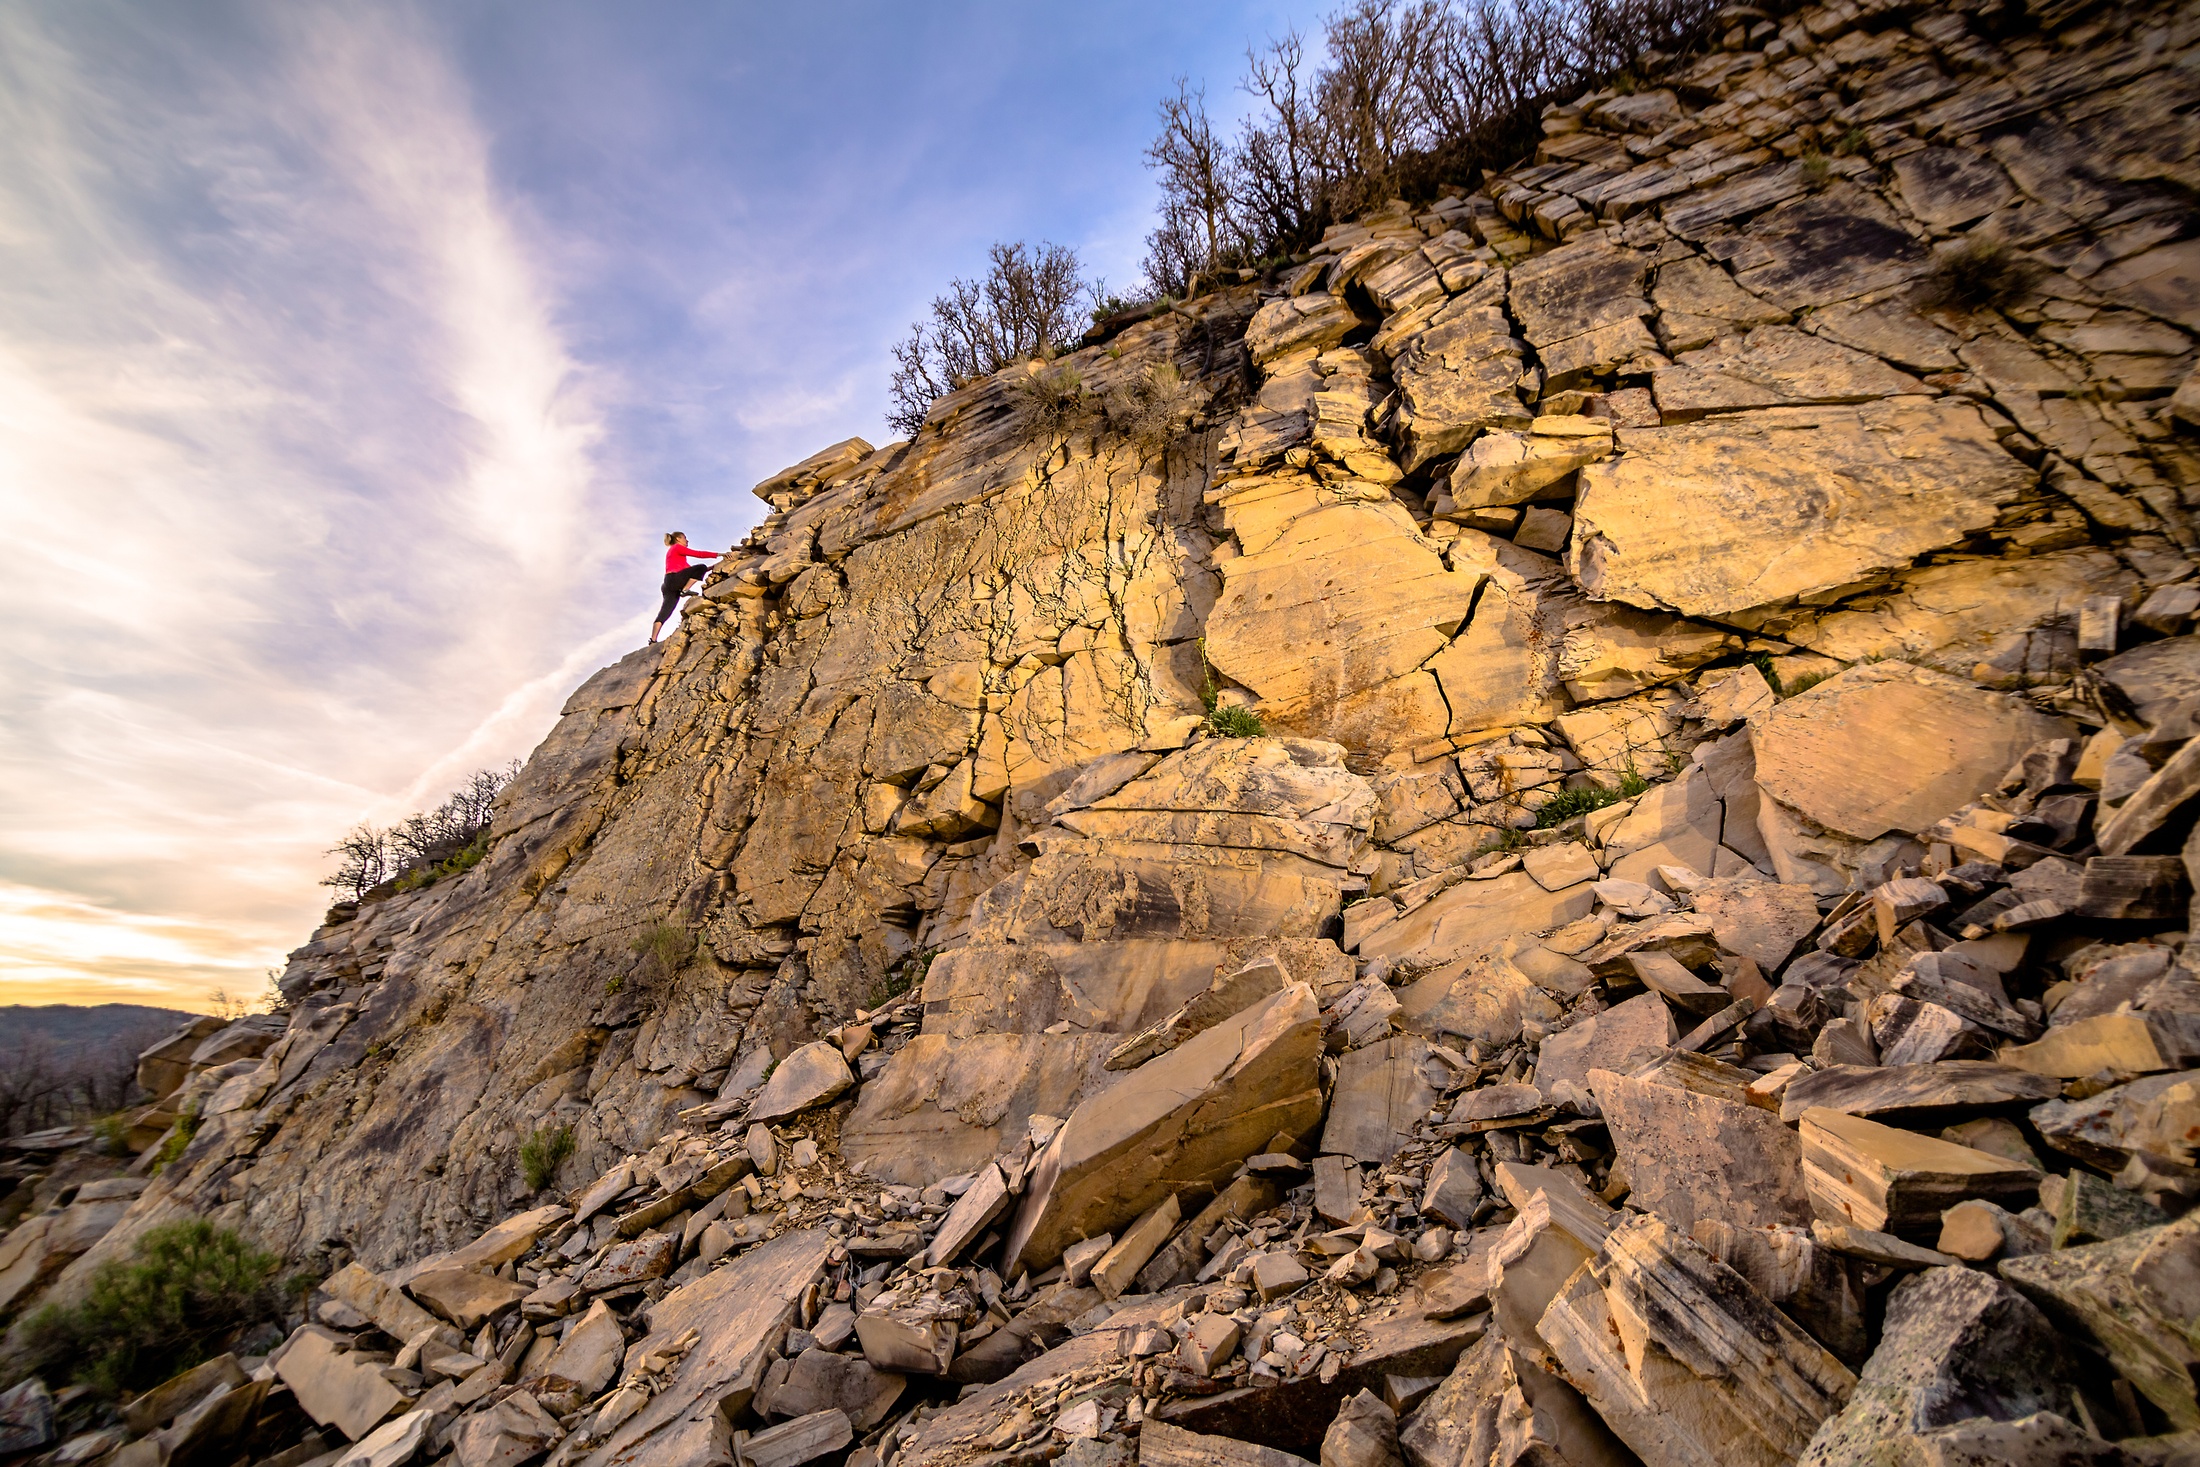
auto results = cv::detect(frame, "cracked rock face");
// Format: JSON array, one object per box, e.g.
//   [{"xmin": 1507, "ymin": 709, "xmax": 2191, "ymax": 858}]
[{"xmin": 24, "ymin": 6, "xmax": 2200, "ymax": 1467}]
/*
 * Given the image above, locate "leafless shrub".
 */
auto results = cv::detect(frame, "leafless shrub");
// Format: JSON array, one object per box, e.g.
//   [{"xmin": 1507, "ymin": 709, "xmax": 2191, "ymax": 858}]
[
  {"xmin": 887, "ymin": 242, "xmax": 1092, "ymax": 437},
  {"xmin": 1137, "ymin": 0, "xmax": 1722, "ymax": 292},
  {"xmin": 1012, "ymin": 362, "xmax": 1097, "ymax": 438},
  {"xmin": 321, "ymin": 760, "xmax": 520, "ymax": 902},
  {"xmin": 1922, "ymin": 234, "xmax": 2041, "ymax": 314},
  {"xmin": 1105, "ymin": 361, "xmax": 1198, "ymax": 450}
]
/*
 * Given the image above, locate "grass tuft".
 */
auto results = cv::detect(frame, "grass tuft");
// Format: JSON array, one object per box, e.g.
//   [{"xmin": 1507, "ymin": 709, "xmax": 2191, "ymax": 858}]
[
  {"xmin": 1206, "ymin": 704, "xmax": 1268, "ymax": 738},
  {"xmin": 1923, "ymin": 235, "xmax": 2039, "ymax": 314},
  {"xmin": 1534, "ymin": 768, "xmax": 1648, "ymax": 828},
  {"xmin": 520, "ymin": 1125, "xmax": 575, "ymax": 1193},
  {"xmin": 630, "ymin": 922, "xmax": 696, "ymax": 983}
]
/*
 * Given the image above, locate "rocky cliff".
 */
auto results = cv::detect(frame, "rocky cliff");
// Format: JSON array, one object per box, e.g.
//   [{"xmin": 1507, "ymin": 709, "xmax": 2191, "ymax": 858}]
[{"xmin": 9, "ymin": 1, "xmax": 2200, "ymax": 1465}]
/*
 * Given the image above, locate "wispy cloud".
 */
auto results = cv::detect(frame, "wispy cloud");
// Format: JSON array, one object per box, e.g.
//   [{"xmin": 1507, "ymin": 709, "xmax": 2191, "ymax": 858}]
[
  {"xmin": 0, "ymin": 0, "xmax": 640, "ymax": 1008},
  {"xmin": 0, "ymin": 0, "xmax": 1326, "ymax": 1012}
]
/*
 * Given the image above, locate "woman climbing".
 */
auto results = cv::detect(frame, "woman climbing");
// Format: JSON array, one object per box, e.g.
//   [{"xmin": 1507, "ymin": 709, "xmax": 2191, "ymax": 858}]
[{"xmin": 651, "ymin": 531, "xmax": 723, "ymax": 644}]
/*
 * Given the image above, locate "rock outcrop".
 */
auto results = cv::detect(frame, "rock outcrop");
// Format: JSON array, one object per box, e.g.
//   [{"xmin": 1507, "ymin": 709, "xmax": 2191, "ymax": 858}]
[{"xmin": 8, "ymin": 2, "xmax": 2200, "ymax": 1466}]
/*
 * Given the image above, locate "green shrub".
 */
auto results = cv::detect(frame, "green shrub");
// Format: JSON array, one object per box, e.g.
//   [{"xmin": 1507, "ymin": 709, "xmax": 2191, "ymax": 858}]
[
  {"xmin": 1799, "ymin": 151, "xmax": 1831, "ymax": 188},
  {"xmin": 1194, "ymin": 636, "xmax": 1265, "ymax": 736},
  {"xmin": 89, "ymin": 1112, "xmax": 132, "ymax": 1156},
  {"xmin": 1206, "ymin": 705, "xmax": 1267, "ymax": 738},
  {"xmin": 519, "ymin": 1125, "xmax": 575, "ymax": 1193},
  {"xmin": 872, "ymin": 951, "xmax": 932, "ymax": 1007},
  {"xmin": 1831, "ymin": 126, "xmax": 1870, "ymax": 157},
  {"xmin": 1923, "ymin": 235, "xmax": 2038, "ymax": 314},
  {"xmin": 19, "ymin": 1219, "xmax": 286, "ymax": 1398},
  {"xmin": 630, "ymin": 922, "xmax": 696, "ymax": 983},
  {"xmin": 1534, "ymin": 769, "xmax": 1647, "ymax": 829},
  {"xmin": 152, "ymin": 1103, "xmax": 202, "ymax": 1174}
]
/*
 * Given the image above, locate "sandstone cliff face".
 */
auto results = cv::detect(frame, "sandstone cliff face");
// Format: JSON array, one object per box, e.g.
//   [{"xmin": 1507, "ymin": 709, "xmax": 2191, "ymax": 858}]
[
  {"xmin": 4, "ymin": 2, "xmax": 2200, "ymax": 1467},
  {"xmin": 118, "ymin": 0, "xmax": 2200, "ymax": 1271}
]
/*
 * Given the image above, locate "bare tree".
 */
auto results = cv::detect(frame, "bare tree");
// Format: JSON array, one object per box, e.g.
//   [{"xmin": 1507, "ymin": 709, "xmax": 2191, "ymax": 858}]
[
  {"xmin": 322, "ymin": 760, "xmax": 521, "ymax": 903},
  {"xmin": 887, "ymin": 242, "xmax": 1091, "ymax": 436},
  {"xmin": 1142, "ymin": 82, "xmax": 1242, "ymax": 295},
  {"xmin": 1139, "ymin": 0, "xmax": 1723, "ymax": 274},
  {"xmin": 1233, "ymin": 30, "xmax": 1325, "ymax": 253}
]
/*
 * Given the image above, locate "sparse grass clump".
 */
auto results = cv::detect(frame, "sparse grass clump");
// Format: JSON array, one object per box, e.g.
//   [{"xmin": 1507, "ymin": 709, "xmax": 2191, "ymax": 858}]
[
  {"xmin": 152, "ymin": 1103, "xmax": 201, "ymax": 1173},
  {"xmin": 1011, "ymin": 361, "xmax": 1094, "ymax": 437},
  {"xmin": 19, "ymin": 1219, "xmax": 288, "ymax": 1398},
  {"xmin": 1799, "ymin": 151, "xmax": 1831, "ymax": 188},
  {"xmin": 630, "ymin": 922, "xmax": 696, "ymax": 983},
  {"xmin": 1206, "ymin": 705, "xmax": 1268, "ymax": 738},
  {"xmin": 1534, "ymin": 768, "xmax": 1649, "ymax": 828},
  {"xmin": 520, "ymin": 1125, "xmax": 575, "ymax": 1193},
  {"xmin": 1105, "ymin": 361, "xmax": 1196, "ymax": 450},
  {"xmin": 1923, "ymin": 235, "xmax": 2039, "ymax": 314}
]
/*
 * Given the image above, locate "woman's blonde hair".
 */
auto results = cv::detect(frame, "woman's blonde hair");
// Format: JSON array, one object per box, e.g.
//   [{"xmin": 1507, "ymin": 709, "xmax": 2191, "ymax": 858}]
[{"xmin": 663, "ymin": 531, "xmax": 686, "ymax": 546}]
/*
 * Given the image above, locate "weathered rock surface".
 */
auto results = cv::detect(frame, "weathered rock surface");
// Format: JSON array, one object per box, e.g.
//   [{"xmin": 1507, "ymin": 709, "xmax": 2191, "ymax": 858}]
[{"xmin": 19, "ymin": 10, "xmax": 2200, "ymax": 1467}]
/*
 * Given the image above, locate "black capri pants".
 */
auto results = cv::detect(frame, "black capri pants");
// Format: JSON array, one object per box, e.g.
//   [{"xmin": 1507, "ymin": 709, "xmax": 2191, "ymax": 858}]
[{"xmin": 657, "ymin": 564, "xmax": 710, "ymax": 623}]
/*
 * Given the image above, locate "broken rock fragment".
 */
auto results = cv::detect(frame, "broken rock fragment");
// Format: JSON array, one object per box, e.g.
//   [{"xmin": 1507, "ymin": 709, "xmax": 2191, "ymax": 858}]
[
  {"xmin": 1592, "ymin": 1068, "xmax": 1811, "ymax": 1232},
  {"xmin": 2000, "ymin": 1215, "xmax": 2200, "ymax": 1429},
  {"xmin": 1800, "ymin": 1108, "xmax": 2042, "ymax": 1236},
  {"xmin": 1797, "ymin": 1266, "xmax": 2073, "ymax": 1466},
  {"xmin": 1539, "ymin": 1213, "xmax": 1856, "ymax": 1467},
  {"xmin": 1005, "ymin": 983, "xmax": 1322, "ymax": 1271},
  {"xmin": 274, "ymin": 1330, "xmax": 404, "ymax": 1442},
  {"xmin": 748, "ymin": 1040, "xmax": 855, "ymax": 1122}
]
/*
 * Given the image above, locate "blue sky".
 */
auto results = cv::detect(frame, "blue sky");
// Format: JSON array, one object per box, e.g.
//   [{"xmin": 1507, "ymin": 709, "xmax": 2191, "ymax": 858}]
[{"xmin": 0, "ymin": 0, "xmax": 1320, "ymax": 1008}]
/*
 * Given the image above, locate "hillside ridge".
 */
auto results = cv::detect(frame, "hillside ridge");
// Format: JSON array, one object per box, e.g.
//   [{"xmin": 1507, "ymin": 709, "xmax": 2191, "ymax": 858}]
[{"xmin": 6, "ymin": 2, "xmax": 2200, "ymax": 1465}]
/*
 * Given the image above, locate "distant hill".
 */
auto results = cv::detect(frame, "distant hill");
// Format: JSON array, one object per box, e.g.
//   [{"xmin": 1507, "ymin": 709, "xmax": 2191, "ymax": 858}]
[{"xmin": 0, "ymin": 1003, "xmax": 198, "ymax": 1056}]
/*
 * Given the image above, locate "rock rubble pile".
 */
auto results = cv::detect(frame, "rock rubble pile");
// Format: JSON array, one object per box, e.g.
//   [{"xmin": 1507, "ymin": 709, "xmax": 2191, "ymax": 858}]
[{"xmin": 7, "ymin": 0, "xmax": 2200, "ymax": 1464}]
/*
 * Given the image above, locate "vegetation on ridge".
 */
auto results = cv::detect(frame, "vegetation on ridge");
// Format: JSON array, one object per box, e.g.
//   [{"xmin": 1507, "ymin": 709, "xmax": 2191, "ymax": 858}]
[
  {"xmin": 323, "ymin": 761, "xmax": 519, "ymax": 904},
  {"xmin": 885, "ymin": 0, "xmax": 1724, "ymax": 430},
  {"xmin": 19, "ymin": 1219, "xmax": 296, "ymax": 1398}
]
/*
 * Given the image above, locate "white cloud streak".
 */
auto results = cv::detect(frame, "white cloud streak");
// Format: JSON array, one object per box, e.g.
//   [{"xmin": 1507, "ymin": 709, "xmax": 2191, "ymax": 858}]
[{"xmin": 0, "ymin": 1, "xmax": 643, "ymax": 1009}]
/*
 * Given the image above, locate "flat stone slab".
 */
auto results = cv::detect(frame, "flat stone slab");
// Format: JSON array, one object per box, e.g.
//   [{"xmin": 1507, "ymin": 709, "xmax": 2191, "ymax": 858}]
[
  {"xmin": 1570, "ymin": 400, "xmax": 2030, "ymax": 626},
  {"xmin": 581, "ymin": 1230, "xmax": 835, "ymax": 1467}
]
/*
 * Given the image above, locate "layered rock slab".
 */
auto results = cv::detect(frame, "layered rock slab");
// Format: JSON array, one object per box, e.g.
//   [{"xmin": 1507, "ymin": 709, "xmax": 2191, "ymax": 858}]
[
  {"xmin": 1004, "ymin": 984, "xmax": 1323, "ymax": 1271},
  {"xmin": 1569, "ymin": 400, "xmax": 2033, "ymax": 627}
]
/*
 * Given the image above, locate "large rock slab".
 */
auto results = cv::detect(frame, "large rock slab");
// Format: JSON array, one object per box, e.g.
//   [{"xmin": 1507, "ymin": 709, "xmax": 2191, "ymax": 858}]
[
  {"xmin": 1322, "ymin": 1037, "xmax": 1440, "ymax": 1166},
  {"xmin": 1005, "ymin": 984, "xmax": 1323, "ymax": 1272},
  {"xmin": 275, "ymin": 1330, "xmax": 404, "ymax": 1442},
  {"xmin": 2001, "ymin": 1216, "xmax": 2200, "ymax": 1429},
  {"xmin": 1651, "ymin": 326, "xmax": 1928, "ymax": 419},
  {"xmin": 1569, "ymin": 400, "xmax": 2031, "ymax": 626},
  {"xmin": 1592, "ymin": 1069, "xmax": 1811, "ymax": 1232},
  {"xmin": 1800, "ymin": 1109, "xmax": 2042, "ymax": 1236},
  {"xmin": 581, "ymin": 1230, "xmax": 834, "ymax": 1467},
  {"xmin": 1794, "ymin": 549, "xmax": 2135, "ymax": 678},
  {"xmin": 1750, "ymin": 664, "xmax": 2073, "ymax": 842},
  {"xmin": 1779, "ymin": 1062, "xmax": 2060, "ymax": 1126},
  {"xmin": 1059, "ymin": 738, "xmax": 1377, "ymax": 869},
  {"xmin": 1205, "ymin": 478, "xmax": 1475, "ymax": 741},
  {"xmin": 1533, "ymin": 993, "xmax": 1675, "ymax": 1098},
  {"xmin": 1356, "ymin": 872, "xmax": 1595, "ymax": 968},
  {"xmin": 841, "ymin": 1032, "xmax": 1115, "ymax": 1188},
  {"xmin": 1797, "ymin": 1267, "xmax": 2071, "ymax": 1466},
  {"xmin": 1539, "ymin": 1214, "xmax": 1856, "ymax": 1467}
]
